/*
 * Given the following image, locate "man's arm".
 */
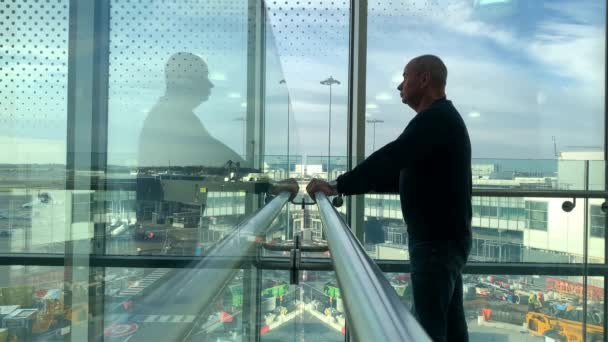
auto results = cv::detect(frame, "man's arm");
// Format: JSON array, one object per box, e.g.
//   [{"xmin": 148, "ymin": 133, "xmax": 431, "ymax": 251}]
[
  {"xmin": 337, "ymin": 117, "xmax": 438, "ymax": 196},
  {"xmin": 306, "ymin": 114, "xmax": 442, "ymax": 199},
  {"xmin": 305, "ymin": 139, "xmax": 407, "ymax": 200}
]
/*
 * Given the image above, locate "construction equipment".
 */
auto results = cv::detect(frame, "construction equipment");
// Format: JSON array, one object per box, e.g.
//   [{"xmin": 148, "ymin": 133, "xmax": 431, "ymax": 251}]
[{"xmin": 526, "ymin": 306, "xmax": 603, "ymax": 342}]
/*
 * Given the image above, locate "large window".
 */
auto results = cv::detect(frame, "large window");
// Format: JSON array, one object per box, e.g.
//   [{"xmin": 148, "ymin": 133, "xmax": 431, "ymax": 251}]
[
  {"xmin": 364, "ymin": 0, "xmax": 606, "ymax": 265},
  {"xmin": 1, "ymin": 1, "xmax": 607, "ymax": 341},
  {"xmin": 590, "ymin": 204, "xmax": 606, "ymax": 238},
  {"xmin": 525, "ymin": 201, "xmax": 548, "ymax": 231}
]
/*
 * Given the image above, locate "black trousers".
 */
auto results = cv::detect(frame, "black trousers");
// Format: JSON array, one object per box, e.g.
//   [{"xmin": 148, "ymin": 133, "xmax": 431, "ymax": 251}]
[{"xmin": 409, "ymin": 234, "xmax": 472, "ymax": 342}]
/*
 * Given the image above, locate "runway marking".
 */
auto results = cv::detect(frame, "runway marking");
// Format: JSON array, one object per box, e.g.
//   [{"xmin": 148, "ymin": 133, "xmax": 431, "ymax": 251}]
[
  {"xmin": 135, "ymin": 314, "xmax": 197, "ymax": 323},
  {"xmin": 144, "ymin": 315, "xmax": 159, "ymax": 322}
]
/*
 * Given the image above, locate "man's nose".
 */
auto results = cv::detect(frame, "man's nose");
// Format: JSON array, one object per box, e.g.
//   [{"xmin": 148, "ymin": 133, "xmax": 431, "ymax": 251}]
[{"xmin": 397, "ymin": 83, "xmax": 402, "ymax": 91}]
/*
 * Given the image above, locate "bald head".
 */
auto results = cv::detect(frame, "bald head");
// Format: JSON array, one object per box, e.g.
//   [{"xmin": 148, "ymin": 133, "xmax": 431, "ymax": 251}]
[
  {"xmin": 408, "ymin": 54, "xmax": 447, "ymax": 88},
  {"xmin": 397, "ymin": 55, "xmax": 448, "ymax": 113}
]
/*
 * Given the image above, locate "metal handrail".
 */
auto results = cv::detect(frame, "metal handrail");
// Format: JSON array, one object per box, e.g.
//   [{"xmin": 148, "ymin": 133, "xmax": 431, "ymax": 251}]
[
  {"xmin": 472, "ymin": 188, "xmax": 608, "ymax": 198},
  {"xmin": 315, "ymin": 192, "xmax": 431, "ymax": 342}
]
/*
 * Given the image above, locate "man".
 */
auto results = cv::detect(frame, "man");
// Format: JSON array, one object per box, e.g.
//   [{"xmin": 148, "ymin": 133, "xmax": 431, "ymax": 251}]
[{"xmin": 306, "ymin": 55, "xmax": 472, "ymax": 342}]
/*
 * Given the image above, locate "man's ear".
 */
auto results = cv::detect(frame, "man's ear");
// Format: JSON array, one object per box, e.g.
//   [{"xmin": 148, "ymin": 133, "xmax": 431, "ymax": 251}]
[{"xmin": 420, "ymin": 71, "xmax": 431, "ymax": 88}]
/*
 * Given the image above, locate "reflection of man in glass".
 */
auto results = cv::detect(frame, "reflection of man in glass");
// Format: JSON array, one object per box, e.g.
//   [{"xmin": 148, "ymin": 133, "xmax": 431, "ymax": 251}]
[{"xmin": 138, "ymin": 52, "xmax": 245, "ymax": 167}]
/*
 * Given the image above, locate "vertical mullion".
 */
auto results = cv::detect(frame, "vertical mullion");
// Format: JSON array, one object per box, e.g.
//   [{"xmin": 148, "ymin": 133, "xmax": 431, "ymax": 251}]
[
  {"xmin": 603, "ymin": 1, "xmax": 608, "ymax": 341},
  {"xmin": 243, "ymin": 1, "xmax": 266, "ymax": 340},
  {"xmin": 346, "ymin": 0, "xmax": 367, "ymax": 341},
  {"xmin": 66, "ymin": 0, "xmax": 110, "ymax": 340},
  {"xmin": 346, "ymin": 0, "xmax": 367, "ymax": 243}
]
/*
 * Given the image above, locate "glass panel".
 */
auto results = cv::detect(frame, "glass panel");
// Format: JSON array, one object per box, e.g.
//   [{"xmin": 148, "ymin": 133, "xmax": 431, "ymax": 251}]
[
  {"xmin": 108, "ymin": 0, "xmax": 249, "ymax": 167},
  {"xmin": 367, "ymin": 195, "xmax": 593, "ymax": 263},
  {"xmin": 260, "ymin": 270, "xmax": 344, "ymax": 342},
  {"xmin": 475, "ymin": 196, "xmax": 585, "ymax": 263},
  {"xmin": 366, "ymin": 1, "xmax": 605, "ymax": 159},
  {"xmin": 104, "ymin": 267, "xmax": 249, "ymax": 341},
  {"xmin": 0, "ymin": 0, "xmax": 70, "ymax": 253},
  {"xmin": 0, "ymin": 0, "xmax": 69, "ymax": 165},
  {"xmin": 263, "ymin": 0, "xmax": 350, "ymax": 244},
  {"xmin": 264, "ymin": 0, "xmax": 350, "ymax": 179},
  {"xmin": 106, "ymin": 1, "xmax": 263, "ymax": 257},
  {"xmin": 363, "ymin": 0, "xmax": 606, "ymax": 258}
]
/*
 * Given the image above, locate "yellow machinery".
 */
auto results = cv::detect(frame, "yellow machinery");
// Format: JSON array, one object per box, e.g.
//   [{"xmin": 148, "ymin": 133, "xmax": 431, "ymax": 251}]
[{"xmin": 526, "ymin": 308, "xmax": 603, "ymax": 342}]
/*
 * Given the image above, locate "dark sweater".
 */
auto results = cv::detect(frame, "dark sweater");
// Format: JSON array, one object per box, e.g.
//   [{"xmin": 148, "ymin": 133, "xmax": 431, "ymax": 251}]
[{"xmin": 336, "ymin": 98, "xmax": 472, "ymax": 241}]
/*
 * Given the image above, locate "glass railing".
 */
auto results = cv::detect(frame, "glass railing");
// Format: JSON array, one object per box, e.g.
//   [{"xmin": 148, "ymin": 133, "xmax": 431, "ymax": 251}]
[
  {"xmin": 0, "ymin": 158, "xmax": 607, "ymax": 341},
  {"xmin": 0, "ymin": 189, "xmax": 432, "ymax": 341}
]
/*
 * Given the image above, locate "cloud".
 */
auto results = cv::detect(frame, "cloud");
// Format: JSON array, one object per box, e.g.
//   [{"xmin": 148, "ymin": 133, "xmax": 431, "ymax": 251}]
[
  {"xmin": 0, "ymin": 136, "xmax": 65, "ymax": 164},
  {"xmin": 527, "ymin": 22, "xmax": 604, "ymax": 84},
  {"xmin": 209, "ymin": 72, "xmax": 227, "ymax": 81},
  {"xmin": 375, "ymin": 92, "xmax": 394, "ymax": 101}
]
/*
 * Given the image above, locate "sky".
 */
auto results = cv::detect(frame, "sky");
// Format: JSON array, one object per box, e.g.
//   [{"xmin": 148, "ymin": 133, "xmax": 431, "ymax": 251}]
[{"xmin": 0, "ymin": 0, "xmax": 606, "ymax": 165}]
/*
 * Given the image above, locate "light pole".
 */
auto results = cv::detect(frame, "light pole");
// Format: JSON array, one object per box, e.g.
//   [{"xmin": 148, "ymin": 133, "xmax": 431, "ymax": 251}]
[
  {"xmin": 320, "ymin": 76, "xmax": 340, "ymax": 180},
  {"xmin": 233, "ymin": 117, "xmax": 246, "ymax": 157},
  {"xmin": 366, "ymin": 118, "xmax": 384, "ymax": 152}
]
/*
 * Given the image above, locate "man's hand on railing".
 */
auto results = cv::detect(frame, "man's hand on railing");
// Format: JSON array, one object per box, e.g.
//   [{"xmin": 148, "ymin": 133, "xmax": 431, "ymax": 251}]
[
  {"xmin": 269, "ymin": 178, "xmax": 300, "ymax": 201},
  {"xmin": 306, "ymin": 178, "xmax": 337, "ymax": 201}
]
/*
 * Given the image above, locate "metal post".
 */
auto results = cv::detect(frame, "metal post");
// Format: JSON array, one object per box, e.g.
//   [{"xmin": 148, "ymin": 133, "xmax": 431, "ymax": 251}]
[
  {"xmin": 287, "ymin": 92, "xmax": 290, "ymax": 176},
  {"xmin": 66, "ymin": 0, "xmax": 110, "ymax": 340},
  {"xmin": 287, "ymin": 92, "xmax": 291, "ymax": 238},
  {"xmin": 245, "ymin": 0, "xmax": 266, "ymax": 339},
  {"xmin": 583, "ymin": 160, "xmax": 589, "ymax": 341},
  {"xmin": 346, "ymin": 0, "xmax": 367, "ymax": 245},
  {"xmin": 603, "ymin": 4, "xmax": 608, "ymax": 340}
]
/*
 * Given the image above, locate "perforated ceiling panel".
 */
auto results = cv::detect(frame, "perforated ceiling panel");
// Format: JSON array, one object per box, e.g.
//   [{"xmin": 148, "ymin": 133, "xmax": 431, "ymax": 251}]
[
  {"xmin": 265, "ymin": 1, "xmax": 349, "ymax": 58},
  {"xmin": 0, "ymin": 0, "xmax": 69, "ymax": 144}
]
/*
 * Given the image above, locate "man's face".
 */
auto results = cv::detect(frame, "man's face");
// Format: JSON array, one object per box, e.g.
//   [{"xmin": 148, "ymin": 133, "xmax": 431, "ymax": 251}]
[{"xmin": 397, "ymin": 62, "xmax": 427, "ymax": 107}]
